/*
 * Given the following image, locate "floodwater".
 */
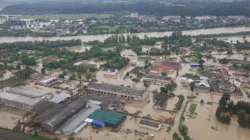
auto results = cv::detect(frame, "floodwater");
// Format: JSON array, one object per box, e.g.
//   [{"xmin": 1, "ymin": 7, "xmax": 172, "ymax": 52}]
[
  {"xmin": 185, "ymin": 102, "xmax": 250, "ymax": 140},
  {"xmin": 62, "ymin": 45, "xmax": 92, "ymax": 53},
  {"xmin": 216, "ymin": 35, "xmax": 250, "ymax": 44},
  {"xmin": 0, "ymin": 26, "xmax": 250, "ymax": 43}
]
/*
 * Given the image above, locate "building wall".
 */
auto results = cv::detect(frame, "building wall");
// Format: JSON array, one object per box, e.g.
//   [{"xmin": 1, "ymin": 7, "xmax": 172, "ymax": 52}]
[
  {"xmin": 88, "ymin": 87, "xmax": 147, "ymax": 101},
  {"xmin": 0, "ymin": 98, "xmax": 33, "ymax": 111},
  {"xmin": 139, "ymin": 124, "xmax": 160, "ymax": 131}
]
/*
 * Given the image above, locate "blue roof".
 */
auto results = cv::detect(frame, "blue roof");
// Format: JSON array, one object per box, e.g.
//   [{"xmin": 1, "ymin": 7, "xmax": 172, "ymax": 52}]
[{"xmin": 190, "ymin": 63, "xmax": 200, "ymax": 66}]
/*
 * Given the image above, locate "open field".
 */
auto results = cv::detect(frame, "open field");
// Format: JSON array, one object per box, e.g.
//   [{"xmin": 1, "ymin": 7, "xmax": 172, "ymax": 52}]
[{"xmin": 23, "ymin": 14, "xmax": 114, "ymax": 20}]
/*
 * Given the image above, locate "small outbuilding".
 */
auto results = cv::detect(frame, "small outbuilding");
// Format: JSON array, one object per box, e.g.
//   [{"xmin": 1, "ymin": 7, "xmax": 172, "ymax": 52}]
[{"xmin": 91, "ymin": 120, "xmax": 105, "ymax": 128}]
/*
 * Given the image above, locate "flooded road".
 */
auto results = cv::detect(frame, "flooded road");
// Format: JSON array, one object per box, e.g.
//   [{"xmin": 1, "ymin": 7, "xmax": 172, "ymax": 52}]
[{"xmin": 0, "ymin": 26, "xmax": 250, "ymax": 43}]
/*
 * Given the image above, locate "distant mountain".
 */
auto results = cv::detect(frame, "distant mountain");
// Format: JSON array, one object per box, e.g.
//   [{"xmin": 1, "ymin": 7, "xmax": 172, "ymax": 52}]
[{"xmin": 1, "ymin": 1, "xmax": 250, "ymax": 16}]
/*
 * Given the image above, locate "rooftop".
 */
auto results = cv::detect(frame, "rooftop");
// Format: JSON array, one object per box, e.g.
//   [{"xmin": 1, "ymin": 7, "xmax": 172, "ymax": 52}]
[
  {"xmin": 139, "ymin": 119, "xmax": 161, "ymax": 128},
  {"xmin": 144, "ymin": 75, "xmax": 172, "ymax": 81},
  {"xmin": 88, "ymin": 83, "xmax": 145, "ymax": 96}
]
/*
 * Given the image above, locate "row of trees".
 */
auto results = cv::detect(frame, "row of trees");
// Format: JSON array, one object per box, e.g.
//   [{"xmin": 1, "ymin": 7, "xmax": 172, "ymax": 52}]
[{"xmin": 0, "ymin": 39, "xmax": 82, "ymax": 50}]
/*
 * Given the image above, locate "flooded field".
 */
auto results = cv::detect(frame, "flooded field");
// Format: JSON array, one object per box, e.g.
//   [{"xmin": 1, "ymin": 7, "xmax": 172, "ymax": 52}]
[
  {"xmin": 165, "ymin": 97, "xmax": 179, "ymax": 111},
  {"xmin": 125, "ymin": 92, "xmax": 175, "ymax": 120},
  {"xmin": 62, "ymin": 45, "xmax": 92, "ymax": 53},
  {"xmin": 77, "ymin": 118, "xmax": 173, "ymax": 140},
  {"xmin": 0, "ymin": 108, "xmax": 22, "ymax": 129},
  {"xmin": 185, "ymin": 101, "xmax": 250, "ymax": 140}
]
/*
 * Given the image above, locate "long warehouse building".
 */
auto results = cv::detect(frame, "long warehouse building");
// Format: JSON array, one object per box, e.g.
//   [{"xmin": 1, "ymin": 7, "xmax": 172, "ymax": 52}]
[
  {"xmin": 87, "ymin": 83, "xmax": 148, "ymax": 101},
  {"xmin": 0, "ymin": 86, "xmax": 70, "ymax": 111}
]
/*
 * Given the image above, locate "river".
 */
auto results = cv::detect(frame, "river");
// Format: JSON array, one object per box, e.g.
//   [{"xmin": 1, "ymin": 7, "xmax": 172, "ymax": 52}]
[{"xmin": 0, "ymin": 26, "xmax": 250, "ymax": 43}]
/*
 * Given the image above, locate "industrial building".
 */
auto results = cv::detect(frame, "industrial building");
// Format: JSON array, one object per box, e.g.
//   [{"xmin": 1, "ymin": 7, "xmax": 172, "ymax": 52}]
[
  {"xmin": 32, "ymin": 99, "xmax": 101, "ymax": 134},
  {"xmin": 87, "ymin": 110, "xmax": 126, "ymax": 128},
  {"xmin": 87, "ymin": 83, "xmax": 148, "ymax": 101},
  {"xmin": 0, "ymin": 86, "xmax": 70, "ymax": 111},
  {"xmin": 41, "ymin": 98, "xmax": 87, "ymax": 133}
]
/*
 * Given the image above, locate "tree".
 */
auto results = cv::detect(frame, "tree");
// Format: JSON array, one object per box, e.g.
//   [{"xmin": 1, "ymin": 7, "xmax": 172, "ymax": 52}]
[
  {"xmin": 41, "ymin": 67, "xmax": 46, "ymax": 75},
  {"xmin": 238, "ymin": 109, "xmax": 247, "ymax": 128},
  {"xmin": 68, "ymin": 136, "xmax": 75, "ymax": 140},
  {"xmin": 161, "ymin": 71, "xmax": 167, "ymax": 76},
  {"xmin": 172, "ymin": 132, "xmax": 182, "ymax": 140},
  {"xmin": 200, "ymin": 99, "xmax": 204, "ymax": 104},
  {"xmin": 190, "ymin": 82, "xmax": 196, "ymax": 93}
]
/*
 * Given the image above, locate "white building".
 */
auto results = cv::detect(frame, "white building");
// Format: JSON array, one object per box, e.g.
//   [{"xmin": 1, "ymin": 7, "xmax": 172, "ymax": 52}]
[
  {"xmin": 139, "ymin": 119, "xmax": 162, "ymax": 131},
  {"xmin": 87, "ymin": 83, "xmax": 148, "ymax": 101}
]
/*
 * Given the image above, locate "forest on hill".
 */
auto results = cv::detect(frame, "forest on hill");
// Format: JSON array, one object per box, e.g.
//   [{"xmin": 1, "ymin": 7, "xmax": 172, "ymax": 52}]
[{"xmin": 2, "ymin": 1, "xmax": 250, "ymax": 16}]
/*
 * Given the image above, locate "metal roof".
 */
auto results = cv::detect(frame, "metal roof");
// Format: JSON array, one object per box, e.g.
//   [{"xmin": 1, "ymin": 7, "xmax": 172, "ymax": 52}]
[
  {"xmin": 144, "ymin": 75, "xmax": 172, "ymax": 81},
  {"xmin": 88, "ymin": 83, "xmax": 145, "ymax": 96}
]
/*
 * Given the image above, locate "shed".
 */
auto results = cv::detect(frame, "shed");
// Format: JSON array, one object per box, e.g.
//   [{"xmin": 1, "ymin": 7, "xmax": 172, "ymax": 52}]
[
  {"xmin": 88, "ymin": 110, "xmax": 126, "ymax": 128},
  {"xmin": 85, "ymin": 118, "xmax": 93, "ymax": 124},
  {"xmin": 91, "ymin": 120, "xmax": 105, "ymax": 128}
]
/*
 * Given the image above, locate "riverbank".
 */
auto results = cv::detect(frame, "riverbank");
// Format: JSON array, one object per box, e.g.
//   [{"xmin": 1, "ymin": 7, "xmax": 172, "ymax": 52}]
[{"xmin": 0, "ymin": 26, "xmax": 250, "ymax": 43}]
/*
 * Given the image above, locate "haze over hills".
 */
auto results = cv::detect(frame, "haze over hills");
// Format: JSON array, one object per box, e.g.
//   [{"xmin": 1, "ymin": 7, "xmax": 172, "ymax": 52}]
[{"xmin": 1, "ymin": 0, "xmax": 250, "ymax": 16}]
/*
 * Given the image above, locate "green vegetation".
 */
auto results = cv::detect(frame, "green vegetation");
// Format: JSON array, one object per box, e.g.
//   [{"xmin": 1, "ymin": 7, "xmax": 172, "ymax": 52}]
[
  {"xmin": 174, "ymin": 95, "xmax": 185, "ymax": 111},
  {"xmin": 23, "ymin": 14, "xmax": 113, "ymax": 20},
  {"xmin": 0, "ymin": 127, "xmax": 55, "ymax": 140},
  {"xmin": 215, "ymin": 93, "xmax": 250, "ymax": 128},
  {"xmin": 0, "ymin": 78, "xmax": 25, "ymax": 89},
  {"xmin": 189, "ymin": 104, "xmax": 197, "ymax": 115},
  {"xmin": 172, "ymin": 132, "xmax": 182, "ymax": 140},
  {"xmin": 219, "ymin": 58, "xmax": 229, "ymax": 64}
]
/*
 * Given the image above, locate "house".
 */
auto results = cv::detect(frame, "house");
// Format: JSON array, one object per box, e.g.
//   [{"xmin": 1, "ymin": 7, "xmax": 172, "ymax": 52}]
[
  {"xmin": 219, "ymin": 82, "xmax": 236, "ymax": 92},
  {"xmin": 74, "ymin": 60, "xmax": 97, "ymax": 69},
  {"xmin": 161, "ymin": 61, "xmax": 182, "ymax": 70},
  {"xmin": 190, "ymin": 63, "xmax": 200, "ymax": 67},
  {"xmin": 228, "ymin": 59, "xmax": 250, "ymax": 66},
  {"xmin": 153, "ymin": 92, "xmax": 168, "ymax": 109},
  {"xmin": 143, "ymin": 75, "xmax": 172, "ymax": 86},
  {"xmin": 18, "ymin": 50, "xmax": 35, "ymax": 55},
  {"xmin": 139, "ymin": 119, "xmax": 162, "ymax": 131},
  {"xmin": 142, "ymin": 45, "xmax": 154, "ymax": 53},
  {"xmin": 233, "ymin": 70, "xmax": 248, "ymax": 77},
  {"xmin": 103, "ymin": 68, "xmax": 118, "ymax": 76}
]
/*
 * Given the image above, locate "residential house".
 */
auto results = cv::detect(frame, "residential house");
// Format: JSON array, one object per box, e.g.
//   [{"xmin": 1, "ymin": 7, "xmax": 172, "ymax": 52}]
[
  {"xmin": 228, "ymin": 59, "xmax": 250, "ymax": 67},
  {"xmin": 139, "ymin": 119, "xmax": 162, "ymax": 131},
  {"xmin": 103, "ymin": 68, "xmax": 118, "ymax": 76},
  {"xmin": 143, "ymin": 75, "xmax": 172, "ymax": 86}
]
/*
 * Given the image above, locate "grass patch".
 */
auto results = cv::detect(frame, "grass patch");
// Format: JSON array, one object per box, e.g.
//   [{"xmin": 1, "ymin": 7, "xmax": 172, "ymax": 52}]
[
  {"xmin": 174, "ymin": 95, "xmax": 185, "ymax": 111},
  {"xmin": 0, "ymin": 127, "xmax": 51, "ymax": 140},
  {"xmin": 0, "ymin": 78, "xmax": 25, "ymax": 89},
  {"xmin": 189, "ymin": 103, "xmax": 197, "ymax": 115},
  {"xmin": 23, "ymin": 14, "xmax": 114, "ymax": 20}
]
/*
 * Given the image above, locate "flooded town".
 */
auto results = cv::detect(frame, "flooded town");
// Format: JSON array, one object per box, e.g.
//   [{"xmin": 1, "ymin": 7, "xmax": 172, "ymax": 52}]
[{"xmin": 0, "ymin": 1, "xmax": 250, "ymax": 140}]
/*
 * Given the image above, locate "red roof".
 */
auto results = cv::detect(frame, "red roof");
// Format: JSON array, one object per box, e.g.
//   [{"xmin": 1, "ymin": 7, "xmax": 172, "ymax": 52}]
[
  {"xmin": 159, "ymin": 65, "xmax": 174, "ymax": 71},
  {"xmin": 221, "ymin": 68, "xmax": 229, "ymax": 76},
  {"xmin": 147, "ymin": 71, "xmax": 160, "ymax": 76}
]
